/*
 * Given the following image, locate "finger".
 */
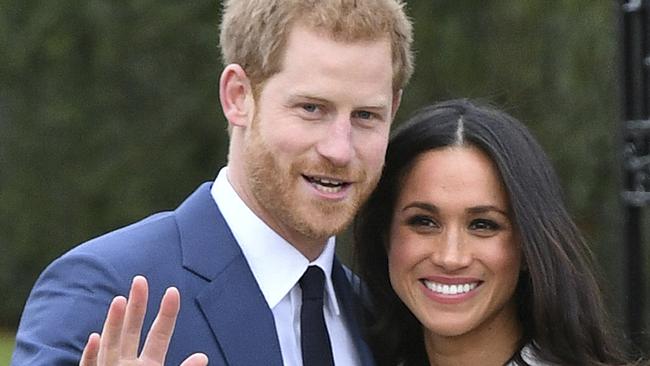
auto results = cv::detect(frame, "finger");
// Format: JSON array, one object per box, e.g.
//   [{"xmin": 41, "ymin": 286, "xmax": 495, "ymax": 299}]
[
  {"xmin": 96, "ymin": 296, "xmax": 127, "ymax": 365},
  {"xmin": 180, "ymin": 353, "xmax": 209, "ymax": 366},
  {"xmin": 79, "ymin": 333, "xmax": 100, "ymax": 366},
  {"xmin": 119, "ymin": 275, "xmax": 149, "ymax": 358},
  {"xmin": 140, "ymin": 287, "xmax": 181, "ymax": 364}
]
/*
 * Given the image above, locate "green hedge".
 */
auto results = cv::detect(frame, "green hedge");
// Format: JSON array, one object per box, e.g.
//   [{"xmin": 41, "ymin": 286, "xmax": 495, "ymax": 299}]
[
  {"xmin": 1, "ymin": 0, "xmax": 641, "ymax": 342},
  {"xmin": 0, "ymin": 331, "xmax": 15, "ymax": 365}
]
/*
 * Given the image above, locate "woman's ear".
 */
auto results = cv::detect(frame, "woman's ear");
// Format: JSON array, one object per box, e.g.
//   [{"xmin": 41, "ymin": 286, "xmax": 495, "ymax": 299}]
[{"xmin": 219, "ymin": 64, "xmax": 254, "ymax": 128}]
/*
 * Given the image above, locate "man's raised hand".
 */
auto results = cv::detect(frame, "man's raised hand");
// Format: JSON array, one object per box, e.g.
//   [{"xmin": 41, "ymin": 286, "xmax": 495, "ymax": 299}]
[{"xmin": 79, "ymin": 276, "xmax": 208, "ymax": 366}]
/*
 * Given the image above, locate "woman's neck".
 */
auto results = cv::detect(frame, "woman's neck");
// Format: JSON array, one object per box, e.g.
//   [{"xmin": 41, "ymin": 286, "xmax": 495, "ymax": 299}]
[{"xmin": 423, "ymin": 306, "xmax": 522, "ymax": 366}]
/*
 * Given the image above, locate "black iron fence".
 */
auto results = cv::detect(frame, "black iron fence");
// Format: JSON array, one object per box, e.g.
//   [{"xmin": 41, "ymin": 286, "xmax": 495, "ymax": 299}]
[{"xmin": 619, "ymin": 0, "xmax": 650, "ymax": 355}]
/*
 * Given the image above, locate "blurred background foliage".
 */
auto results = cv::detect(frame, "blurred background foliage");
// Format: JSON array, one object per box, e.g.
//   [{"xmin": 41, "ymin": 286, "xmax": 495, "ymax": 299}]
[{"xmin": 0, "ymin": 0, "xmax": 647, "ymax": 348}]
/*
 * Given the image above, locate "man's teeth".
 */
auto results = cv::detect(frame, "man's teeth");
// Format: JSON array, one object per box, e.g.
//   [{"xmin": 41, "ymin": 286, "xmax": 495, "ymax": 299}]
[
  {"xmin": 317, "ymin": 178, "xmax": 342, "ymax": 186},
  {"xmin": 307, "ymin": 176, "xmax": 346, "ymax": 193},
  {"xmin": 424, "ymin": 280, "xmax": 478, "ymax": 295},
  {"xmin": 317, "ymin": 186, "xmax": 342, "ymax": 193}
]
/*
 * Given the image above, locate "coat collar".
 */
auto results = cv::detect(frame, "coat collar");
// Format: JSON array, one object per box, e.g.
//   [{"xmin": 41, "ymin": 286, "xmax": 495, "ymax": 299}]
[
  {"xmin": 174, "ymin": 182, "xmax": 375, "ymax": 366},
  {"xmin": 175, "ymin": 182, "xmax": 283, "ymax": 365},
  {"xmin": 332, "ymin": 259, "xmax": 377, "ymax": 366}
]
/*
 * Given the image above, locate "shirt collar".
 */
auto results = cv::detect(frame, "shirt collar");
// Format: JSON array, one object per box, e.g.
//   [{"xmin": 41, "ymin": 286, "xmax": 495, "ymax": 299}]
[{"xmin": 211, "ymin": 167, "xmax": 341, "ymax": 315}]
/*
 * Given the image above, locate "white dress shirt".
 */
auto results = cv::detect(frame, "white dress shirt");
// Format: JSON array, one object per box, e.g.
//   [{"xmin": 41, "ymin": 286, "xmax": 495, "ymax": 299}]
[{"xmin": 211, "ymin": 167, "xmax": 362, "ymax": 366}]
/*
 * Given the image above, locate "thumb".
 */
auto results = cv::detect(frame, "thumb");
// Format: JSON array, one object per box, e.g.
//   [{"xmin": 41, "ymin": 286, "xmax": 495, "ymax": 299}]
[{"xmin": 179, "ymin": 353, "xmax": 208, "ymax": 366}]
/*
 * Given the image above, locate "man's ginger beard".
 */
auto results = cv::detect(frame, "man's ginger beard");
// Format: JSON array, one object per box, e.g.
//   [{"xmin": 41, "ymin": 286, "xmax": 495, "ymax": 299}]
[{"xmin": 242, "ymin": 113, "xmax": 380, "ymax": 243}]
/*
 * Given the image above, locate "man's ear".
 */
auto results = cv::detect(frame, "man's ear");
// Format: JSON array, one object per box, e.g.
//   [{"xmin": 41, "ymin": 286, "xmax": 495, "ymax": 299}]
[
  {"xmin": 391, "ymin": 89, "xmax": 403, "ymax": 121},
  {"xmin": 219, "ymin": 64, "xmax": 254, "ymax": 128}
]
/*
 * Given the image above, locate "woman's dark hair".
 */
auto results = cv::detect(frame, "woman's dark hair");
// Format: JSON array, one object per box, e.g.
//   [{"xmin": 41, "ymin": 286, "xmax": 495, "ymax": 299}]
[{"xmin": 354, "ymin": 99, "xmax": 629, "ymax": 366}]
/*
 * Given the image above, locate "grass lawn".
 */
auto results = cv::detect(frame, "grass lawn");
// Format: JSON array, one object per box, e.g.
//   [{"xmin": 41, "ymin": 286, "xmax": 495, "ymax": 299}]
[{"xmin": 0, "ymin": 330, "xmax": 15, "ymax": 365}]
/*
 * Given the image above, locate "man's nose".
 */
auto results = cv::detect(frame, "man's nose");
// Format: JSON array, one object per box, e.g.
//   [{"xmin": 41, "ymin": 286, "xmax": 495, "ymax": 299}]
[{"xmin": 315, "ymin": 116, "xmax": 354, "ymax": 166}]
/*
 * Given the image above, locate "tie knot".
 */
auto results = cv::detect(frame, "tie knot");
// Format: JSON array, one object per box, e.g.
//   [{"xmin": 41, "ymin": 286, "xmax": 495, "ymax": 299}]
[{"xmin": 300, "ymin": 266, "xmax": 326, "ymax": 301}]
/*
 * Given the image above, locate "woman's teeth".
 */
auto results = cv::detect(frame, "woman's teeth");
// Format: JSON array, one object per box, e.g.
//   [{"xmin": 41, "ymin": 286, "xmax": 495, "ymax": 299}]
[{"xmin": 423, "ymin": 280, "xmax": 479, "ymax": 295}]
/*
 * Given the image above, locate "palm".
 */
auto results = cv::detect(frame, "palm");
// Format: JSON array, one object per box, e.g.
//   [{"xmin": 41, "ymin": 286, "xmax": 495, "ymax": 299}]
[{"xmin": 79, "ymin": 276, "xmax": 207, "ymax": 366}]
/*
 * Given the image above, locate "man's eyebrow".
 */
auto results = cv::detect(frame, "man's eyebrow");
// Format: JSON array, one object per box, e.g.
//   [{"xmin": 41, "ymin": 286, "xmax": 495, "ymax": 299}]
[
  {"xmin": 358, "ymin": 104, "xmax": 390, "ymax": 112},
  {"xmin": 288, "ymin": 93, "xmax": 391, "ymax": 109},
  {"xmin": 287, "ymin": 94, "xmax": 330, "ymax": 103}
]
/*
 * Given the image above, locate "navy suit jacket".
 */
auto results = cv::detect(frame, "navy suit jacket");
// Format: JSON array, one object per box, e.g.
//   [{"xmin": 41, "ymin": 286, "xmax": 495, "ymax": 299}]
[{"xmin": 12, "ymin": 183, "xmax": 376, "ymax": 366}]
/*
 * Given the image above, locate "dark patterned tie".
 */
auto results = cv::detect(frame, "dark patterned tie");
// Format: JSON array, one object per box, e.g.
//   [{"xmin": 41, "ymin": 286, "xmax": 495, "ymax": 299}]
[{"xmin": 299, "ymin": 266, "xmax": 335, "ymax": 366}]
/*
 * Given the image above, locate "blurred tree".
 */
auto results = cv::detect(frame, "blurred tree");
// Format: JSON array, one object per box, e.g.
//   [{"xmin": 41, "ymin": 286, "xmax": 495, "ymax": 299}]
[
  {"xmin": 0, "ymin": 0, "xmax": 225, "ymax": 328},
  {"xmin": 0, "ymin": 0, "xmax": 644, "ymax": 346}
]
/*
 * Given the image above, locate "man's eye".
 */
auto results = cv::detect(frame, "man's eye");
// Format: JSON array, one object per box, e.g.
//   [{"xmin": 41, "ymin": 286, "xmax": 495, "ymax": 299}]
[
  {"xmin": 302, "ymin": 104, "xmax": 319, "ymax": 113},
  {"xmin": 354, "ymin": 110, "xmax": 374, "ymax": 120}
]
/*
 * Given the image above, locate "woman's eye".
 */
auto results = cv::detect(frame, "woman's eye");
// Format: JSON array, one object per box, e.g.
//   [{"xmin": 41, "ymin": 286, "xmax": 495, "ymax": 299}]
[
  {"xmin": 406, "ymin": 215, "xmax": 438, "ymax": 229},
  {"xmin": 469, "ymin": 219, "xmax": 500, "ymax": 231}
]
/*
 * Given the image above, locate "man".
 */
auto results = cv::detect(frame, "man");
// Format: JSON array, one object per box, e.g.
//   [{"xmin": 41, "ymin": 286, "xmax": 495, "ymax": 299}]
[{"xmin": 12, "ymin": 0, "xmax": 413, "ymax": 365}]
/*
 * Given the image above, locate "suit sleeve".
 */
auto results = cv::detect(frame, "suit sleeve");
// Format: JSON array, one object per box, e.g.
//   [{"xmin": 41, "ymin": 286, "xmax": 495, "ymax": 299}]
[{"xmin": 11, "ymin": 249, "xmax": 127, "ymax": 366}]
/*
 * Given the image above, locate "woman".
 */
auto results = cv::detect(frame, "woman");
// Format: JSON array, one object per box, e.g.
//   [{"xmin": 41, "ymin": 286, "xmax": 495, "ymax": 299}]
[{"xmin": 354, "ymin": 99, "xmax": 632, "ymax": 366}]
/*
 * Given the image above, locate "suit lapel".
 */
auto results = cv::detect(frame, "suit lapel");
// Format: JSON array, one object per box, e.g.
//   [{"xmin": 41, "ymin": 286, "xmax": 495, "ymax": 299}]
[
  {"xmin": 332, "ymin": 258, "xmax": 377, "ymax": 366},
  {"xmin": 196, "ymin": 256, "xmax": 283, "ymax": 366},
  {"xmin": 175, "ymin": 183, "xmax": 283, "ymax": 366}
]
